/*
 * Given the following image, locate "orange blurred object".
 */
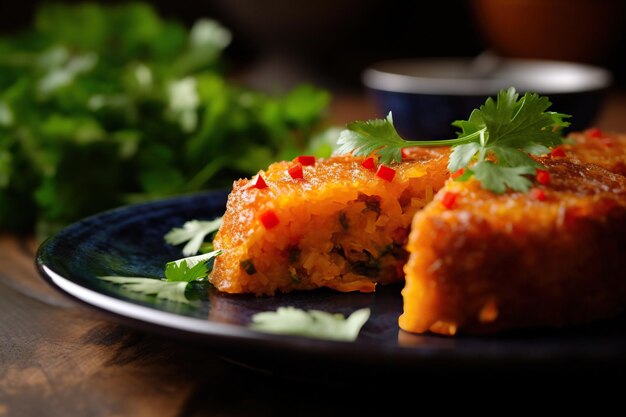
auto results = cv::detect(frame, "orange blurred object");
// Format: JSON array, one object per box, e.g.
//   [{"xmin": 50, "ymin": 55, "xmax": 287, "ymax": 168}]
[{"xmin": 470, "ymin": 0, "xmax": 626, "ymax": 64}]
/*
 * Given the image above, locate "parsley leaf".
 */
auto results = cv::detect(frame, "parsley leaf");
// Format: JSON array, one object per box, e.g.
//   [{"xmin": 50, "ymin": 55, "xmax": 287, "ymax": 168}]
[
  {"xmin": 164, "ymin": 217, "xmax": 223, "ymax": 256},
  {"xmin": 336, "ymin": 87, "xmax": 571, "ymax": 194},
  {"xmin": 250, "ymin": 307, "xmax": 370, "ymax": 341}
]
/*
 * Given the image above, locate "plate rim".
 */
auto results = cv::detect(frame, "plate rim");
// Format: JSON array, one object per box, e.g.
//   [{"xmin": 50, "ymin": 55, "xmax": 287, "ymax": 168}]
[{"xmin": 35, "ymin": 191, "xmax": 626, "ymax": 367}]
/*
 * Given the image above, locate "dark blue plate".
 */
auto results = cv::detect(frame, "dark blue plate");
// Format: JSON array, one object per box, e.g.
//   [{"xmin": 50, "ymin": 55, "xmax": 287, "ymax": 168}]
[{"xmin": 36, "ymin": 191, "xmax": 626, "ymax": 378}]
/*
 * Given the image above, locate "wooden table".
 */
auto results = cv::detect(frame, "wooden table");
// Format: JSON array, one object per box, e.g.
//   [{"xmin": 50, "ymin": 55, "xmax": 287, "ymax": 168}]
[{"xmin": 1, "ymin": 92, "xmax": 625, "ymax": 416}]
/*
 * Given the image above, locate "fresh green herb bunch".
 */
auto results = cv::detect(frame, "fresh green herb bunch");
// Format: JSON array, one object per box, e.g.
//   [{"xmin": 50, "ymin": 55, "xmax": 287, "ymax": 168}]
[
  {"xmin": 0, "ymin": 2, "xmax": 330, "ymax": 234},
  {"xmin": 337, "ymin": 87, "xmax": 571, "ymax": 194}
]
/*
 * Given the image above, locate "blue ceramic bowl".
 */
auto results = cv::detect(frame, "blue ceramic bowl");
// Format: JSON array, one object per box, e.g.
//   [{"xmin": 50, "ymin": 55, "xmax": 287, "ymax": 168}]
[{"xmin": 363, "ymin": 58, "xmax": 612, "ymax": 139}]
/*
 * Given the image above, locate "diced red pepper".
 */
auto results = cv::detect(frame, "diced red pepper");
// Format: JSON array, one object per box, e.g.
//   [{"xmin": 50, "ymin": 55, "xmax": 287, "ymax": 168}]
[
  {"xmin": 288, "ymin": 164, "xmax": 303, "ymax": 180},
  {"xmin": 361, "ymin": 157, "xmax": 376, "ymax": 171},
  {"xmin": 550, "ymin": 147, "xmax": 566, "ymax": 158},
  {"xmin": 297, "ymin": 155, "xmax": 316, "ymax": 166},
  {"xmin": 450, "ymin": 168, "xmax": 465, "ymax": 179},
  {"xmin": 530, "ymin": 188, "xmax": 546, "ymax": 201},
  {"xmin": 259, "ymin": 210, "xmax": 280, "ymax": 229},
  {"xmin": 536, "ymin": 169, "xmax": 550, "ymax": 185},
  {"xmin": 587, "ymin": 127, "xmax": 613, "ymax": 146},
  {"xmin": 441, "ymin": 191, "xmax": 458, "ymax": 209},
  {"xmin": 376, "ymin": 165, "xmax": 396, "ymax": 182},
  {"xmin": 588, "ymin": 127, "xmax": 603, "ymax": 138},
  {"xmin": 251, "ymin": 174, "xmax": 268, "ymax": 189},
  {"xmin": 401, "ymin": 148, "xmax": 410, "ymax": 160}
]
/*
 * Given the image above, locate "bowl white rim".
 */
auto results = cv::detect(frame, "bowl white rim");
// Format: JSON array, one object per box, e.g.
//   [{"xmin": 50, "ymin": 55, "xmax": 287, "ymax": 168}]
[{"xmin": 363, "ymin": 58, "xmax": 612, "ymax": 96}]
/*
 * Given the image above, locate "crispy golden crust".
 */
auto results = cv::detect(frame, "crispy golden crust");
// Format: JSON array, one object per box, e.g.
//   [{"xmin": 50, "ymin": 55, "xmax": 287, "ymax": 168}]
[
  {"xmin": 212, "ymin": 149, "xmax": 449, "ymax": 295},
  {"xmin": 565, "ymin": 129, "xmax": 626, "ymax": 175},
  {"xmin": 400, "ymin": 157, "xmax": 626, "ymax": 335}
]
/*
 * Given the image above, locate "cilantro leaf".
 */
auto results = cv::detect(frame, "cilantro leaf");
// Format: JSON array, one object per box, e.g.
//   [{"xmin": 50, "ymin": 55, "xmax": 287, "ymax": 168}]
[
  {"xmin": 471, "ymin": 161, "xmax": 535, "ymax": 194},
  {"xmin": 336, "ymin": 87, "xmax": 571, "ymax": 194},
  {"xmin": 0, "ymin": 3, "xmax": 330, "ymax": 235},
  {"xmin": 164, "ymin": 260, "xmax": 208, "ymax": 282},
  {"xmin": 167, "ymin": 249, "xmax": 222, "ymax": 271},
  {"xmin": 99, "ymin": 249, "xmax": 222, "ymax": 303},
  {"xmin": 164, "ymin": 217, "xmax": 222, "ymax": 256},
  {"xmin": 448, "ymin": 142, "xmax": 480, "ymax": 173},
  {"xmin": 336, "ymin": 113, "xmax": 473, "ymax": 165},
  {"xmin": 454, "ymin": 88, "xmax": 570, "ymax": 150},
  {"xmin": 99, "ymin": 276, "xmax": 189, "ymax": 303},
  {"xmin": 250, "ymin": 307, "xmax": 371, "ymax": 341}
]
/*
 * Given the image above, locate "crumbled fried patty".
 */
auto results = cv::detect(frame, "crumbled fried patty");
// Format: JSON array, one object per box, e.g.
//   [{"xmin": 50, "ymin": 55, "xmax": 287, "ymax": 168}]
[
  {"xmin": 401, "ymin": 157, "xmax": 626, "ymax": 335},
  {"xmin": 211, "ymin": 149, "xmax": 448, "ymax": 295}
]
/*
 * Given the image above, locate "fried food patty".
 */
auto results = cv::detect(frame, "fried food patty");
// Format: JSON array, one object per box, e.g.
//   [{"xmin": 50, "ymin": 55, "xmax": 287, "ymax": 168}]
[
  {"xmin": 400, "ymin": 156, "xmax": 626, "ymax": 335},
  {"xmin": 211, "ymin": 148, "xmax": 448, "ymax": 295},
  {"xmin": 565, "ymin": 128, "xmax": 626, "ymax": 175}
]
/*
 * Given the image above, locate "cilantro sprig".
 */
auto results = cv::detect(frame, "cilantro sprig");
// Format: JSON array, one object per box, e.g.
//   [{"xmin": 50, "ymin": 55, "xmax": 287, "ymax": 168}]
[
  {"xmin": 336, "ymin": 87, "xmax": 571, "ymax": 193},
  {"xmin": 99, "ymin": 249, "xmax": 221, "ymax": 303},
  {"xmin": 164, "ymin": 217, "xmax": 223, "ymax": 256},
  {"xmin": 250, "ymin": 307, "xmax": 371, "ymax": 341}
]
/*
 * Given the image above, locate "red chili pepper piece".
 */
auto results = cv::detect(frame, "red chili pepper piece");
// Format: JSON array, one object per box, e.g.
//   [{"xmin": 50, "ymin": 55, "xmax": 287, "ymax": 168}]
[
  {"xmin": 588, "ymin": 127, "xmax": 603, "ymax": 138},
  {"xmin": 376, "ymin": 165, "xmax": 396, "ymax": 182},
  {"xmin": 361, "ymin": 157, "xmax": 376, "ymax": 171},
  {"xmin": 550, "ymin": 147, "xmax": 566, "ymax": 158},
  {"xmin": 450, "ymin": 168, "xmax": 465, "ymax": 179},
  {"xmin": 441, "ymin": 191, "xmax": 458, "ymax": 209},
  {"xmin": 530, "ymin": 188, "xmax": 546, "ymax": 201},
  {"xmin": 536, "ymin": 169, "xmax": 550, "ymax": 185},
  {"xmin": 251, "ymin": 174, "xmax": 268, "ymax": 189},
  {"xmin": 288, "ymin": 164, "xmax": 303, "ymax": 180},
  {"xmin": 297, "ymin": 155, "xmax": 316, "ymax": 166},
  {"xmin": 259, "ymin": 210, "xmax": 280, "ymax": 229}
]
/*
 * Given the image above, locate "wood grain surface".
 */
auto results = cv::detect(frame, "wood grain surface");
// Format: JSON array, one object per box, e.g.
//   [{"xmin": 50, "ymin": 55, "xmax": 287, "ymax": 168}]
[
  {"xmin": 1, "ymin": 94, "xmax": 624, "ymax": 416},
  {"xmin": 0, "ymin": 235, "xmax": 401, "ymax": 417}
]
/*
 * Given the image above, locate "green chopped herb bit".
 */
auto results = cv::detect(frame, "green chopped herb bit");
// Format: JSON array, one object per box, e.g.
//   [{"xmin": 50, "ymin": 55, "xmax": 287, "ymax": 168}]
[
  {"xmin": 240, "ymin": 259, "xmax": 257, "ymax": 275},
  {"xmin": 287, "ymin": 246, "xmax": 301, "ymax": 264},
  {"xmin": 250, "ymin": 307, "xmax": 371, "ymax": 341},
  {"xmin": 336, "ymin": 87, "xmax": 571, "ymax": 194},
  {"xmin": 290, "ymin": 272, "xmax": 302, "ymax": 283},
  {"xmin": 338, "ymin": 211, "xmax": 349, "ymax": 231}
]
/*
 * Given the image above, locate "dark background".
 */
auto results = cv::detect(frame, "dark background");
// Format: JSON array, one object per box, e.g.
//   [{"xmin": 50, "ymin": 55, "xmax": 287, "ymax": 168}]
[{"xmin": 1, "ymin": 0, "xmax": 625, "ymax": 91}]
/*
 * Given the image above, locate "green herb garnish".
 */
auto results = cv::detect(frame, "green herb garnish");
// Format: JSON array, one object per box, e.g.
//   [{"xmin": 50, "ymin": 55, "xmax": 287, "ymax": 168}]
[
  {"xmin": 336, "ymin": 87, "xmax": 570, "ymax": 193},
  {"xmin": 99, "ymin": 249, "xmax": 221, "ymax": 303},
  {"xmin": 250, "ymin": 307, "xmax": 371, "ymax": 341},
  {"xmin": 0, "ymin": 3, "xmax": 329, "ymax": 234},
  {"xmin": 164, "ymin": 217, "xmax": 223, "ymax": 256}
]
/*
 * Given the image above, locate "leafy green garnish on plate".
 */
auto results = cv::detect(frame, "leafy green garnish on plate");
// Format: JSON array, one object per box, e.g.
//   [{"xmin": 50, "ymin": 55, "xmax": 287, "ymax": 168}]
[
  {"xmin": 164, "ymin": 217, "xmax": 223, "ymax": 256},
  {"xmin": 250, "ymin": 307, "xmax": 371, "ymax": 341},
  {"xmin": 336, "ymin": 87, "xmax": 571, "ymax": 194},
  {"xmin": 99, "ymin": 249, "xmax": 221, "ymax": 303},
  {"xmin": 98, "ymin": 276, "xmax": 190, "ymax": 303}
]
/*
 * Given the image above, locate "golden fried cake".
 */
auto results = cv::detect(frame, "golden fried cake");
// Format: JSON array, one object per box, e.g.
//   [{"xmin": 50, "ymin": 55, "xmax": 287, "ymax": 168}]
[
  {"xmin": 400, "ymin": 156, "xmax": 626, "ymax": 335},
  {"xmin": 211, "ymin": 148, "xmax": 448, "ymax": 295},
  {"xmin": 565, "ymin": 128, "xmax": 626, "ymax": 175}
]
